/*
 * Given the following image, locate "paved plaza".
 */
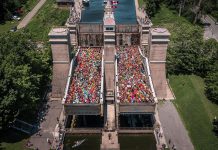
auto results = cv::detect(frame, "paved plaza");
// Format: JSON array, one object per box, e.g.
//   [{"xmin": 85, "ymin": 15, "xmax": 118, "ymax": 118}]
[{"xmin": 29, "ymin": 100, "xmax": 63, "ymax": 150}]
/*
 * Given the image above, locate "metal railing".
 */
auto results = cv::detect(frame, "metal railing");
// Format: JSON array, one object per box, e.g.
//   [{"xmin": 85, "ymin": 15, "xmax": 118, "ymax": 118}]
[
  {"xmin": 138, "ymin": 46, "xmax": 158, "ymax": 103},
  {"xmin": 62, "ymin": 47, "xmax": 80, "ymax": 104},
  {"xmin": 119, "ymin": 127, "xmax": 154, "ymax": 130}
]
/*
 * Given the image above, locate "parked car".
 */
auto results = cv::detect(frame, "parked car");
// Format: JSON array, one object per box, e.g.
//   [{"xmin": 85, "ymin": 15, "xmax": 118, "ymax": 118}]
[
  {"xmin": 10, "ymin": 26, "xmax": 17, "ymax": 32},
  {"xmin": 12, "ymin": 15, "xmax": 21, "ymax": 21}
]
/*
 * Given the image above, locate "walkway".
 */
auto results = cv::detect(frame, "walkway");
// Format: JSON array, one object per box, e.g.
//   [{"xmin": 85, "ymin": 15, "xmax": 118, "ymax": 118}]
[
  {"xmin": 134, "ymin": 0, "xmax": 150, "ymax": 25},
  {"xmin": 17, "ymin": 0, "xmax": 47, "ymax": 29},
  {"xmin": 104, "ymin": 46, "xmax": 115, "ymax": 96},
  {"xmin": 29, "ymin": 100, "xmax": 63, "ymax": 150},
  {"xmin": 134, "ymin": 0, "xmax": 145, "ymax": 18},
  {"xmin": 158, "ymin": 101, "xmax": 194, "ymax": 150},
  {"xmin": 101, "ymin": 46, "xmax": 120, "ymax": 150},
  {"xmin": 107, "ymin": 104, "xmax": 115, "ymax": 130},
  {"xmin": 203, "ymin": 15, "xmax": 218, "ymax": 41}
]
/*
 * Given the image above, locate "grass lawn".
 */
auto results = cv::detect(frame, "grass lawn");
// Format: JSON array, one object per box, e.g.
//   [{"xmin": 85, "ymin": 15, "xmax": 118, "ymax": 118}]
[
  {"xmin": 25, "ymin": 0, "xmax": 69, "ymax": 42},
  {"xmin": 138, "ymin": 0, "xmax": 145, "ymax": 8},
  {"xmin": 0, "ymin": 21, "xmax": 18, "ymax": 34},
  {"xmin": 169, "ymin": 75, "xmax": 218, "ymax": 150},
  {"xmin": 0, "ymin": 0, "xmax": 38, "ymax": 34},
  {"xmin": 0, "ymin": 129, "xmax": 31, "ymax": 150}
]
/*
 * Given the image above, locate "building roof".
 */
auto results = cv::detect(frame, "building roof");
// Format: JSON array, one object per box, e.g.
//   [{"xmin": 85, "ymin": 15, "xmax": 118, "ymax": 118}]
[{"xmin": 48, "ymin": 28, "xmax": 68, "ymax": 36}]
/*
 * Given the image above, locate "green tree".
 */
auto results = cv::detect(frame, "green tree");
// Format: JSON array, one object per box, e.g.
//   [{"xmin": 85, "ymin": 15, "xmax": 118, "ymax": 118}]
[
  {"xmin": 146, "ymin": 0, "xmax": 160, "ymax": 17},
  {"xmin": 205, "ymin": 71, "xmax": 218, "ymax": 103},
  {"xmin": 0, "ymin": 0, "xmax": 29, "ymax": 22},
  {"xmin": 204, "ymin": 39, "xmax": 218, "ymax": 103},
  {"xmin": 166, "ymin": 23, "xmax": 203, "ymax": 74},
  {"xmin": 0, "ymin": 31, "xmax": 51, "ymax": 130}
]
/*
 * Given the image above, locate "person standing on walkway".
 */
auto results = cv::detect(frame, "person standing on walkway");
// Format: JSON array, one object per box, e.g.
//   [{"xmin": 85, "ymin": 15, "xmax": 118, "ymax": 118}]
[{"xmin": 47, "ymin": 138, "xmax": 49, "ymax": 143}]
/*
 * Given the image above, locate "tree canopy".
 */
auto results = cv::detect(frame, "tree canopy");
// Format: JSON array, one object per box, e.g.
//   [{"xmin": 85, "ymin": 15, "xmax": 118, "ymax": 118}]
[
  {"xmin": 0, "ymin": 31, "xmax": 51, "ymax": 130},
  {"xmin": 162, "ymin": 0, "xmax": 218, "ymax": 22},
  {"xmin": 0, "ymin": 0, "xmax": 34, "ymax": 22},
  {"xmin": 145, "ymin": 0, "xmax": 160, "ymax": 17}
]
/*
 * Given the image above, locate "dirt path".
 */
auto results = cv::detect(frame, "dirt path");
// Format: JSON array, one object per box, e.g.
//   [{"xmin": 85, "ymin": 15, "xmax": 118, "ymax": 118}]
[
  {"xmin": 158, "ymin": 101, "xmax": 194, "ymax": 150},
  {"xmin": 17, "ymin": 0, "xmax": 47, "ymax": 29}
]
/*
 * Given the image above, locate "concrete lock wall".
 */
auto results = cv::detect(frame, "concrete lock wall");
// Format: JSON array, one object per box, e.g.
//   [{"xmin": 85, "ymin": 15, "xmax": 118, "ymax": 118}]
[
  {"xmin": 149, "ymin": 28, "xmax": 170, "ymax": 99},
  {"xmin": 116, "ymin": 34, "xmax": 140, "ymax": 46},
  {"xmin": 64, "ymin": 104, "xmax": 101, "ymax": 115},
  {"xmin": 49, "ymin": 28, "xmax": 71, "ymax": 99},
  {"xmin": 79, "ymin": 24, "xmax": 103, "ymax": 33},
  {"xmin": 149, "ymin": 63, "xmax": 167, "ymax": 99},
  {"xmin": 79, "ymin": 34, "xmax": 103, "ymax": 46},
  {"xmin": 52, "ymin": 63, "xmax": 70, "ymax": 98},
  {"xmin": 78, "ymin": 24, "xmax": 104, "ymax": 46},
  {"xmin": 51, "ymin": 44, "xmax": 71, "ymax": 61},
  {"xmin": 116, "ymin": 25, "xmax": 139, "ymax": 33},
  {"xmin": 115, "ymin": 25, "xmax": 140, "ymax": 46},
  {"xmin": 149, "ymin": 44, "xmax": 168, "ymax": 61},
  {"xmin": 119, "ymin": 104, "xmax": 156, "ymax": 113}
]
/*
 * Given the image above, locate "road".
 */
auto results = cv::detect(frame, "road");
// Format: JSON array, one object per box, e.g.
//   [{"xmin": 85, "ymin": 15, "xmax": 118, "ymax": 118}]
[
  {"xmin": 158, "ymin": 101, "xmax": 194, "ymax": 150},
  {"xmin": 203, "ymin": 15, "xmax": 218, "ymax": 41},
  {"xmin": 17, "ymin": 0, "xmax": 47, "ymax": 29}
]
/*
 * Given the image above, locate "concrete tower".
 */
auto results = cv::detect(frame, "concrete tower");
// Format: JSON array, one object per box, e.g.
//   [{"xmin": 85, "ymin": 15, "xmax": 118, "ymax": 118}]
[
  {"xmin": 48, "ymin": 28, "xmax": 71, "ymax": 100},
  {"xmin": 149, "ymin": 28, "xmax": 170, "ymax": 99},
  {"xmin": 103, "ymin": 1, "xmax": 116, "ymax": 45}
]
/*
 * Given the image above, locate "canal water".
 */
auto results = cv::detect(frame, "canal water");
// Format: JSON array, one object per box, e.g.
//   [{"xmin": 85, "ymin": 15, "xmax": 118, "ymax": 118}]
[
  {"xmin": 64, "ymin": 134, "xmax": 156, "ymax": 150},
  {"xmin": 80, "ymin": 0, "xmax": 104, "ymax": 23},
  {"xmin": 119, "ymin": 134, "xmax": 156, "ymax": 150},
  {"xmin": 64, "ymin": 134, "xmax": 101, "ymax": 150},
  {"xmin": 114, "ymin": 0, "xmax": 137, "ymax": 24},
  {"xmin": 80, "ymin": 0, "xmax": 137, "ymax": 24}
]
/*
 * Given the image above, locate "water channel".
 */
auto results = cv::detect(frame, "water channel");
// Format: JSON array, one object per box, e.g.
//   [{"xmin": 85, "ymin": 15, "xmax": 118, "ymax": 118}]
[{"xmin": 64, "ymin": 134, "xmax": 156, "ymax": 150}]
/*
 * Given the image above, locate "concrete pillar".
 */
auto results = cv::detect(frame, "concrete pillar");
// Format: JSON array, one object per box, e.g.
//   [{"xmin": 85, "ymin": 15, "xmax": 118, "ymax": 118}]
[
  {"xmin": 48, "ymin": 28, "xmax": 71, "ymax": 100},
  {"xmin": 66, "ymin": 23, "xmax": 77, "ymax": 46},
  {"xmin": 149, "ymin": 28, "xmax": 170, "ymax": 99}
]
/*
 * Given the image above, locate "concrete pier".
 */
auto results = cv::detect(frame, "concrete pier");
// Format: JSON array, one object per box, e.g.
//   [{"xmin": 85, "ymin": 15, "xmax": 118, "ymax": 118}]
[
  {"xmin": 100, "ymin": 3, "xmax": 120, "ymax": 149},
  {"xmin": 101, "ymin": 45, "xmax": 120, "ymax": 150}
]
